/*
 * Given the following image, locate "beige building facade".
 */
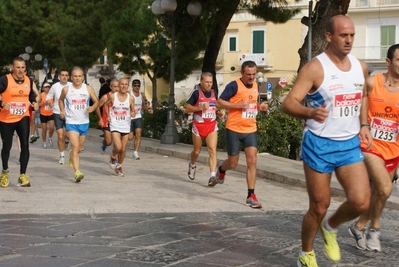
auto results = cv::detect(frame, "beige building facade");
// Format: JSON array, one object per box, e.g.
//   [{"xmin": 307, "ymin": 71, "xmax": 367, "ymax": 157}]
[{"xmin": 88, "ymin": 0, "xmax": 399, "ymax": 105}]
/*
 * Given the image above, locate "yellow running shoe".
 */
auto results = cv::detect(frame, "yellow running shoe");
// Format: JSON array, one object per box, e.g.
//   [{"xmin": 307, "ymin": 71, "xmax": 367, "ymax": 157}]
[
  {"xmin": 320, "ymin": 218, "xmax": 340, "ymax": 262},
  {"xmin": 74, "ymin": 170, "xmax": 84, "ymax": 183},
  {"xmin": 18, "ymin": 173, "xmax": 31, "ymax": 187},
  {"xmin": 1, "ymin": 170, "xmax": 9, "ymax": 188},
  {"xmin": 69, "ymin": 158, "xmax": 73, "ymax": 168},
  {"xmin": 297, "ymin": 251, "xmax": 318, "ymax": 267}
]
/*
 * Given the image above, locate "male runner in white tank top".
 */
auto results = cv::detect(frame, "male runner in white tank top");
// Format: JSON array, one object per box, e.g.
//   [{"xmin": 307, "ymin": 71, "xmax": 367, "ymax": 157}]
[
  {"xmin": 282, "ymin": 15, "xmax": 372, "ymax": 266},
  {"xmin": 59, "ymin": 67, "xmax": 98, "ymax": 183},
  {"xmin": 105, "ymin": 78, "xmax": 135, "ymax": 177}
]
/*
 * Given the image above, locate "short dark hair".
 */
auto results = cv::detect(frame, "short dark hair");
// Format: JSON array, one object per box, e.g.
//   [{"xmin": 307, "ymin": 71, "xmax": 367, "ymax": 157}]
[
  {"xmin": 59, "ymin": 68, "xmax": 69, "ymax": 74},
  {"xmin": 241, "ymin": 60, "xmax": 257, "ymax": 72},
  {"xmin": 99, "ymin": 77, "xmax": 105, "ymax": 83},
  {"xmin": 13, "ymin": 57, "xmax": 25, "ymax": 65},
  {"xmin": 387, "ymin": 44, "xmax": 399, "ymax": 61},
  {"xmin": 132, "ymin": 79, "xmax": 141, "ymax": 85}
]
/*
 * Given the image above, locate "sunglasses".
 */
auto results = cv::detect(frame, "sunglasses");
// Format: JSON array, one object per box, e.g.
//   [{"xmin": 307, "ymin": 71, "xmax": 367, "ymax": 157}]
[{"xmin": 133, "ymin": 84, "xmax": 140, "ymax": 87}]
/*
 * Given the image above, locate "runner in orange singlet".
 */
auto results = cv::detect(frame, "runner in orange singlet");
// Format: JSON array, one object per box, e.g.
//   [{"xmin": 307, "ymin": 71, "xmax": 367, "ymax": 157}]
[
  {"xmin": 348, "ymin": 43, "xmax": 399, "ymax": 252},
  {"xmin": 0, "ymin": 57, "xmax": 39, "ymax": 187}
]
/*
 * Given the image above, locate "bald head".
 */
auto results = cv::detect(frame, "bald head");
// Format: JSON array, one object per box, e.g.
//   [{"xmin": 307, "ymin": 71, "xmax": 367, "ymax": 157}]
[{"xmin": 326, "ymin": 15, "xmax": 353, "ymax": 35}]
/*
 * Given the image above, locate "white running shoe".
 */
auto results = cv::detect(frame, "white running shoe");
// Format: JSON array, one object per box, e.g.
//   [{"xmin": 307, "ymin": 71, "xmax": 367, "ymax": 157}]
[
  {"xmin": 348, "ymin": 222, "xmax": 367, "ymax": 250},
  {"xmin": 59, "ymin": 156, "xmax": 65, "ymax": 165},
  {"xmin": 109, "ymin": 156, "xmax": 117, "ymax": 170},
  {"xmin": 367, "ymin": 228, "xmax": 381, "ymax": 252},
  {"xmin": 42, "ymin": 143, "xmax": 47, "ymax": 149},
  {"xmin": 115, "ymin": 164, "xmax": 124, "ymax": 177},
  {"xmin": 133, "ymin": 151, "xmax": 140, "ymax": 160},
  {"xmin": 48, "ymin": 138, "xmax": 54, "ymax": 147},
  {"xmin": 188, "ymin": 163, "xmax": 196, "ymax": 180}
]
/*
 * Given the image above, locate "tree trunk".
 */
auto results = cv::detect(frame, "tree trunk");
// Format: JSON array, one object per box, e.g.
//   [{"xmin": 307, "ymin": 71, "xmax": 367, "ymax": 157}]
[
  {"xmin": 147, "ymin": 69, "xmax": 158, "ymax": 109},
  {"xmin": 297, "ymin": 0, "xmax": 351, "ymax": 71},
  {"xmin": 201, "ymin": 0, "xmax": 241, "ymax": 96}
]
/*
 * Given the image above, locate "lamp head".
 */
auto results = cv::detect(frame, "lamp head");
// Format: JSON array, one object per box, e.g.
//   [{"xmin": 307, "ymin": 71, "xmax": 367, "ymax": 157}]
[
  {"xmin": 151, "ymin": 0, "xmax": 165, "ymax": 15},
  {"xmin": 187, "ymin": 1, "xmax": 202, "ymax": 17},
  {"xmin": 161, "ymin": 0, "xmax": 177, "ymax": 13}
]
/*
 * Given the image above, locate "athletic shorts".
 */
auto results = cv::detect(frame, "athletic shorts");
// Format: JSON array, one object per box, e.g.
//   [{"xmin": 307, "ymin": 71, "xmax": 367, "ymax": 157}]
[
  {"xmin": 226, "ymin": 128, "xmax": 257, "ymax": 156},
  {"xmin": 54, "ymin": 113, "xmax": 66, "ymax": 130},
  {"xmin": 34, "ymin": 118, "xmax": 41, "ymax": 124},
  {"xmin": 192, "ymin": 120, "xmax": 217, "ymax": 139},
  {"xmin": 361, "ymin": 147, "xmax": 399, "ymax": 173},
  {"xmin": 66, "ymin": 123, "xmax": 89, "ymax": 136},
  {"xmin": 40, "ymin": 114, "xmax": 54, "ymax": 123},
  {"xmin": 301, "ymin": 130, "xmax": 364, "ymax": 174},
  {"xmin": 130, "ymin": 118, "xmax": 142, "ymax": 132},
  {"xmin": 111, "ymin": 130, "xmax": 129, "ymax": 137}
]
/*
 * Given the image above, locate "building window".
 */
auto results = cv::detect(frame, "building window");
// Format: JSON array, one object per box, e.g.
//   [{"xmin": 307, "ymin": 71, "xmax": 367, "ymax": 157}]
[
  {"xmin": 252, "ymin": 30, "xmax": 264, "ymax": 53},
  {"xmin": 356, "ymin": 0, "xmax": 368, "ymax": 6},
  {"xmin": 228, "ymin": 33, "xmax": 238, "ymax": 52},
  {"xmin": 381, "ymin": 25, "xmax": 395, "ymax": 59}
]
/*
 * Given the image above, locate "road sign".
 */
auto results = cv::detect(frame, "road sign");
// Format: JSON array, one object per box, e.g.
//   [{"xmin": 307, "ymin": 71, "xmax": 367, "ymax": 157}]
[
  {"xmin": 278, "ymin": 76, "xmax": 288, "ymax": 87},
  {"xmin": 267, "ymin": 82, "xmax": 273, "ymax": 91},
  {"xmin": 43, "ymin": 58, "xmax": 48, "ymax": 73}
]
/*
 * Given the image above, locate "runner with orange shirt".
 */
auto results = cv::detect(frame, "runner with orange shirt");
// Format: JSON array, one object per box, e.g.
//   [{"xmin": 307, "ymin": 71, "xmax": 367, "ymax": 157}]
[
  {"xmin": 0, "ymin": 57, "xmax": 39, "ymax": 187},
  {"xmin": 39, "ymin": 83, "xmax": 54, "ymax": 149},
  {"xmin": 348, "ymin": 43, "xmax": 399, "ymax": 252}
]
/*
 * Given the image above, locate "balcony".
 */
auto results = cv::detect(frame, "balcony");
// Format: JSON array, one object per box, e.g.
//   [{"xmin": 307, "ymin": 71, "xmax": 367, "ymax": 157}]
[
  {"xmin": 238, "ymin": 53, "xmax": 273, "ymax": 70},
  {"xmin": 353, "ymin": 0, "xmax": 399, "ymax": 7},
  {"xmin": 351, "ymin": 46, "xmax": 390, "ymax": 61}
]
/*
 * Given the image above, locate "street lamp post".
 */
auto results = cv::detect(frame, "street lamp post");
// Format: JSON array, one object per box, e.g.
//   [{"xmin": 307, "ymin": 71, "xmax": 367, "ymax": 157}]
[
  {"xmin": 151, "ymin": 0, "xmax": 202, "ymax": 144},
  {"xmin": 256, "ymin": 72, "xmax": 269, "ymax": 102},
  {"xmin": 20, "ymin": 46, "xmax": 42, "ymax": 79}
]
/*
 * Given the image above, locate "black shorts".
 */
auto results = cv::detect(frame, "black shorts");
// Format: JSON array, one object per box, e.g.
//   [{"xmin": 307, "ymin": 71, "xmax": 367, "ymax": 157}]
[
  {"xmin": 130, "ymin": 118, "xmax": 142, "ymax": 132},
  {"xmin": 40, "ymin": 114, "xmax": 54, "ymax": 123},
  {"xmin": 226, "ymin": 129, "xmax": 257, "ymax": 156}
]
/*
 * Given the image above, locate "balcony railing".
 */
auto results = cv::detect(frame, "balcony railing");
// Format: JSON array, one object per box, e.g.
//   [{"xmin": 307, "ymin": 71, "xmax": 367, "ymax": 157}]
[
  {"xmin": 351, "ymin": 46, "xmax": 390, "ymax": 61},
  {"xmin": 238, "ymin": 53, "xmax": 273, "ymax": 69},
  {"xmin": 353, "ymin": 0, "xmax": 399, "ymax": 7}
]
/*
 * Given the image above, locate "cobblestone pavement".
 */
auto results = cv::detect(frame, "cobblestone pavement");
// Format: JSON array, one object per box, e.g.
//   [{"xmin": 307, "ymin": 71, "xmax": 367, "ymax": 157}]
[{"xmin": 0, "ymin": 131, "xmax": 398, "ymax": 266}]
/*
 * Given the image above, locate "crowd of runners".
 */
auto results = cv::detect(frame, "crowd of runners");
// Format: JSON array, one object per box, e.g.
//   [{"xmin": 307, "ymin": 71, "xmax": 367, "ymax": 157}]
[{"xmin": 0, "ymin": 14, "xmax": 399, "ymax": 267}]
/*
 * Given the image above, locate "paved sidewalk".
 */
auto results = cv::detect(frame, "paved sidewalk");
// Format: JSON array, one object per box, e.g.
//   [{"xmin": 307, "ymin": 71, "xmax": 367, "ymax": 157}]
[
  {"xmin": 0, "ymin": 128, "xmax": 398, "ymax": 266},
  {"xmin": 87, "ymin": 128, "xmax": 399, "ymax": 210}
]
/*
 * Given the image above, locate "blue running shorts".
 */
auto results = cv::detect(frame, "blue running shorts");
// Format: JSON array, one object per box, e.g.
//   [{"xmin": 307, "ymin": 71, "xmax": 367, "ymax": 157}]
[
  {"xmin": 66, "ymin": 123, "xmax": 89, "ymax": 136},
  {"xmin": 301, "ymin": 130, "xmax": 364, "ymax": 174}
]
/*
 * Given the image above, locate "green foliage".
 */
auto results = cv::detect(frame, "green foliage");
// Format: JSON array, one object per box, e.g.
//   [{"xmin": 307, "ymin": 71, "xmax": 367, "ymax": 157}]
[
  {"xmin": 0, "ymin": 0, "xmax": 105, "ymax": 73},
  {"xmin": 257, "ymin": 111, "xmax": 302, "ymax": 159},
  {"xmin": 142, "ymin": 105, "xmax": 184, "ymax": 140},
  {"xmin": 216, "ymin": 121, "xmax": 227, "ymax": 151},
  {"xmin": 248, "ymin": 0, "xmax": 302, "ymax": 23},
  {"xmin": 89, "ymin": 111, "xmax": 100, "ymax": 129}
]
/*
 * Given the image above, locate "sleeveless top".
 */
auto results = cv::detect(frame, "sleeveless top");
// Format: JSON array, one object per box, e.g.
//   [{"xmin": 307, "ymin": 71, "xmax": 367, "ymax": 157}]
[
  {"xmin": 193, "ymin": 88, "xmax": 217, "ymax": 123},
  {"xmin": 101, "ymin": 92, "xmax": 112, "ymax": 127},
  {"xmin": 361, "ymin": 73, "xmax": 399, "ymax": 159},
  {"xmin": 0, "ymin": 74, "xmax": 31, "ymax": 122},
  {"xmin": 110, "ymin": 92, "xmax": 131, "ymax": 133},
  {"xmin": 132, "ymin": 92, "xmax": 142, "ymax": 119},
  {"xmin": 40, "ymin": 92, "xmax": 53, "ymax": 116},
  {"xmin": 226, "ymin": 78, "xmax": 258, "ymax": 133},
  {"xmin": 305, "ymin": 52, "xmax": 365, "ymax": 140},
  {"xmin": 47, "ymin": 82, "xmax": 71, "ymax": 114},
  {"xmin": 64, "ymin": 83, "xmax": 90, "ymax": 124}
]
